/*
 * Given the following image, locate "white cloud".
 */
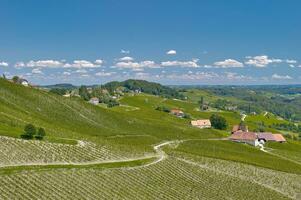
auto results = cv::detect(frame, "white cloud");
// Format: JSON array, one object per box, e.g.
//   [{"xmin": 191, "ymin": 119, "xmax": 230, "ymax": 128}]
[
  {"xmin": 166, "ymin": 50, "xmax": 177, "ymax": 55},
  {"xmin": 224, "ymin": 72, "xmax": 249, "ymax": 80},
  {"xmin": 31, "ymin": 68, "xmax": 43, "ymax": 74},
  {"xmin": 95, "ymin": 72, "xmax": 115, "ymax": 77},
  {"xmin": 115, "ymin": 60, "xmax": 159, "ymax": 69},
  {"xmin": 0, "ymin": 62, "xmax": 8, "ymax": 67},
  {"xmin": 15, "ymin": 62, "xmax": 25, "ymax": 68},
  {"xmin": 214, "ymin": 59, "xmax": 243, "ymax": 68},
  {"xmin": 27, "ymin": 60, "xmax": 63, "ymax": 68},
  {"xmin": 134, "ymin": 72, "xmax": 149, "ymax": 78},
  {"xmin": 80, "ymin": 74, "xmax": 90, "ymax": 78},
  {"xmin": 166, "ymin": 71, "xmax": 219, "ymax": 80},
  {"xmin": 94, "ymin": 59, "xmax": 103, "ymax": 65},
  {"xmin": 14, "ymin": 59, "xmax": 102, "ymax": 69},
  {"xmin": 119, "ymin": 56, "xmax": 134, "ymax": 62},
  {"xmin": 286, "ymin": 59, "xmax": 297, "ymax": 64},
  {"xmin": 289, "ymin": 64, "xmax": 295, "ymax": 68},
  {"xmin": 121, "ymin": 49, "xmax": 130, "ymax": 54},
  {"xmin": 245, "ymin": 55, "xmax": 282, "ymax": 67},
  {"xmin": 64, "ymin": 60, "xmax": 102, "ymax": 68},
  {"xmin": 272, "ymin": 74, "xmax": 292, "ymax": 80},
  {"xmin": 161, "ymin": 59, "xmax": 199, "ymax": 68},
  {"xmin": 62, "ymin": 72, "xmax": 71, "ymax": 76},
  {"xmin": 75, "ymin": 69, "xmax": 88, "ymax": 73}
]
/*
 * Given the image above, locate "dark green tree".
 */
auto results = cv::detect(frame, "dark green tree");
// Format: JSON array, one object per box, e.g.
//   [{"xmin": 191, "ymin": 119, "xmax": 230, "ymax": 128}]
[
  {"xmin": 21, "ymin": 124, "xmax": 36, "ymax": 139},
  {"xmin": 35, "ymin": 128, "xmax": 46, "ymax": 140},
  {"xmin": 210, "ymin": 114, "xmax": 228, "ymax": 130},
  {"xmin": 79, "ymin": 86, "xmax": 91, "ymax": 101},
  {"xmin": 199, "ymin": 96, "xmax": 204, "ymax": 110},
  {"xmin": 12, "ymin": 76, "xmax": 19, "ymax": 83}
]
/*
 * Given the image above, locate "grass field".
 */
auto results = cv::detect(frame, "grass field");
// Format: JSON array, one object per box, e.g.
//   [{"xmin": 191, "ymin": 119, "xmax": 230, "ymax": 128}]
[{"xmin": 0, "ymin": 78, "xmax": 301, "ymax": 199}]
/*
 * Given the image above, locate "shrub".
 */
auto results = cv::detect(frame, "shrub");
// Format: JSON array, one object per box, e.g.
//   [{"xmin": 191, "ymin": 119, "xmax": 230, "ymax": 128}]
[
  {"xmin": 35, "ymin": 128, "xmax": 46, "ymax": 140},
  {"xmin": 107, "ymin": 100, "xmax": 119, "ymax": 108},
  {"xmin": 155, "ymin": 106, "xmax": 170, "ymax": 113},
  {"xmin": 210, "ymin": 114, "xmax": 228, "ymax": 130},
  {"xmin": 21, "ymin": 124, "xmax": 36, "ymax": 139}
]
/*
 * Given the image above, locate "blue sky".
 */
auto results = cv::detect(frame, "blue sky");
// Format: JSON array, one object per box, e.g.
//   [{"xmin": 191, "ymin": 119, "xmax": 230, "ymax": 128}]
[{"xmin": 0, "ymin": 0, "xmax": 300, "ymax": 85}]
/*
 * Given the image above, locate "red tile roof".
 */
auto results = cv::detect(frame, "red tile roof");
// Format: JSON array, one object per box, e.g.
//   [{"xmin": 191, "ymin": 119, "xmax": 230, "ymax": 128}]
[
  {"xmin": 273, "ymin": 134, "xmax": 286, "ymax": 142},
  {"xmin": 229, "ymin": 132, "xmax": 257, "ymax": 141},
  {"xmin": 258, "ymin": 133, "xmax": 275, "ymax": 141},
  {"xmin": 170, "ymin": 109, "xmax": 184, "ymax": 114}
]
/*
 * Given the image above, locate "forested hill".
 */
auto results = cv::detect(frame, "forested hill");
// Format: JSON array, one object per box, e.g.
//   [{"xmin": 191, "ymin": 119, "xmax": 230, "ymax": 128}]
[{"xmin": 104, "ymin": 79, "xmax": 185, "ymax": 99}]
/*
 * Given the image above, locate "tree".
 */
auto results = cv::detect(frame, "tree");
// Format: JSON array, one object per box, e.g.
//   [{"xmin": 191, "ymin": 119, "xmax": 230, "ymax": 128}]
[
  {"xmin": 199, "ymin": 96, "xmax": 204, "ymax": 110},
  {"xmin": 239, "ymin": 120, "xmax": 247, "ymax": 131},
  {"xmin": 35, "ymin": 128, "xmax": 46, "ymax": 140},
  {"xmin": 210, "ymin": 114, "xmax": 228, "ymax": 130},
  {"xmin": 12, "ymin": 76, "xmax": 19, "ymax": 83},
  {"xmin": 79, "ymin": 86, "xmax": 91, "ymax": 101},
  {"xmin": 21, "ymin": 124, "xmax": 36, "ymax": 139}
]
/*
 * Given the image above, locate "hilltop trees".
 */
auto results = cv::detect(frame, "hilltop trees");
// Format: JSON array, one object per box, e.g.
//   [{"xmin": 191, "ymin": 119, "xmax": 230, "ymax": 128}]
[
  {"xmin": 21, "ymin": 124, "xmax": 46, "ymax": 140},
  {"xmin": 210, "ymin": 114, "xmax": 228, "ymax": 130},
  {"xmin": 79, "ymin": 86, "xmax": 91, "ymax": 101},
  {"xmin": 12, "ymin": 76, "xmax": 19, "ymax": 83}
]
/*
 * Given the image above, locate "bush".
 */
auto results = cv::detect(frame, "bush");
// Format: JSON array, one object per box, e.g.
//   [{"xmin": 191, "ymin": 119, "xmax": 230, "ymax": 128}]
[
  {"xmin": 107, "ymin": 100, "xmax": 119, "ymax": 108},
  {"xmin": 35, "ymin": 128, "xmax": 46, "ymax": 140},
  {"xmin": 183, "ymin": 113, "xmax": 191, "ymax": 119},
  {"xmin": 210, "ymin": 114, "xmax": 228, "ymax": 130},
  {"xmin": 21, "ymin": 124, "xmax": 36, "ymax": 139},
  {"xmin": 155, "ymin": 106, "xmax": 170, "ymax": 113}
]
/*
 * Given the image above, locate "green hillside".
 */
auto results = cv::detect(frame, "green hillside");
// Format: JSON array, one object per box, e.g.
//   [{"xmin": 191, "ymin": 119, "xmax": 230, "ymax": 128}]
[{"xmin": 0, "ymin": 78, "xmax": 301, "ymax": 199}]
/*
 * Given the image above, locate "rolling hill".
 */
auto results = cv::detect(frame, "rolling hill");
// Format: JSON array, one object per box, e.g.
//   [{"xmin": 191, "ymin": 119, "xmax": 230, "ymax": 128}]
[{"xmin": 0, "ymin": 78, "xmax": 301, "ymax": 199}]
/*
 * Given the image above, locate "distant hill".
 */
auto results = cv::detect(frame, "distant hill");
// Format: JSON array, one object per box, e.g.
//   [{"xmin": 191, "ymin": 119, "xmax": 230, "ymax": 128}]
[
  {"xmin": 104, "ymin": 79, "xmax": 185, "ymax": 99},
  {"xmin": 42, "ymin": 83, "xmax": 77, "ymax": 90}
]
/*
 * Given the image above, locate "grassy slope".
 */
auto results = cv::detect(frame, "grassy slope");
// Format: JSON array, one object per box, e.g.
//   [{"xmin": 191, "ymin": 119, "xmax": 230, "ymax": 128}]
[
  {"xmin": 0, "ymin": 79, "xmax": 222, "ymax": 152},
  {"xmin": 1, "ymin": 78, "xmax": 300, "ymax": 174}
]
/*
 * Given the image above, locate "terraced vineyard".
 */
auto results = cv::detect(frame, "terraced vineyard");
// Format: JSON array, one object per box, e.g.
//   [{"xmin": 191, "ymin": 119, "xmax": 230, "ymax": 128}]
[
  {"xmin": 0, "ymin": 157, "xmax": 296, "ymax": 200},
  {"xmin": 0, "ymin": 136, "xmax": 154, "ymax": 167}
]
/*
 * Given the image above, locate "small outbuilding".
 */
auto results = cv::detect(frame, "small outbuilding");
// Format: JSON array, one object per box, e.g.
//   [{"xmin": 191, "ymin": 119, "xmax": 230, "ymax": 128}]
[
  {"xmin": 89, "ymin": 97, "xmax": 99, "ymax": 105},
  {"xmin": 191, "ymin": 119, "xmax": 211, "ymax": 129},
  {"xmin": 170, "ymin": 109, "xmax": 185, "ymax": 118}
]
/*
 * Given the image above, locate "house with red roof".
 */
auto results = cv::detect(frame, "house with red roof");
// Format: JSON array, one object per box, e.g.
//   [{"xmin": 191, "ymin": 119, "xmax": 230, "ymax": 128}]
[
  {"xmin": 191, "ymin": 119, "xmax": 211, "ymax": 129},
  {"xmin": 170, "ymin": 109, "xmax": 185, "ymax": 118},
  {"xmin": 229, "ymin": 132, "xmax": 286, "ymax": 146},
  {"xmin": 229, "ymin": 132, "xmax": 259, "ymax": 146}
]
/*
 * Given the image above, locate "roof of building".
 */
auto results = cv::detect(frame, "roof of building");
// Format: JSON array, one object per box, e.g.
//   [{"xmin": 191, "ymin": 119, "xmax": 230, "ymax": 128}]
[
  {"xmin": 258, "ymin": 132, "xmax": 275, "ymax": 141},
  {"xmin": 273, "ymin": 134, "xmax": 286, "ymax": 142},
  {"xmin": 170, "ymin": 109, "xmax": 184, "ymax": 114},
  {"xmin": 232, "ymin": 125, "xmax": 240, "ymax": 132},
  {"xmin": 89, "ymin": 97, "xmax": 99, "ymax": 101},
  {"xmin": 191, "ymin": 119, "xmax": 211, "ymax": 127},
  {"xmin": 229, "ymin": 132, "xmax": 257, "ymax": 141}
]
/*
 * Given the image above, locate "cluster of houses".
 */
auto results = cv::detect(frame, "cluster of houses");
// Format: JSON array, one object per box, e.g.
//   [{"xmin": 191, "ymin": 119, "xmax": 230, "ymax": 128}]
[
  {"xmin": 229, "ymin": 123, "xmax": 286, "ymax": 146},
  {"xmin": 170, "ymin": 109, "xmax": 212, "ymax": 129}
]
